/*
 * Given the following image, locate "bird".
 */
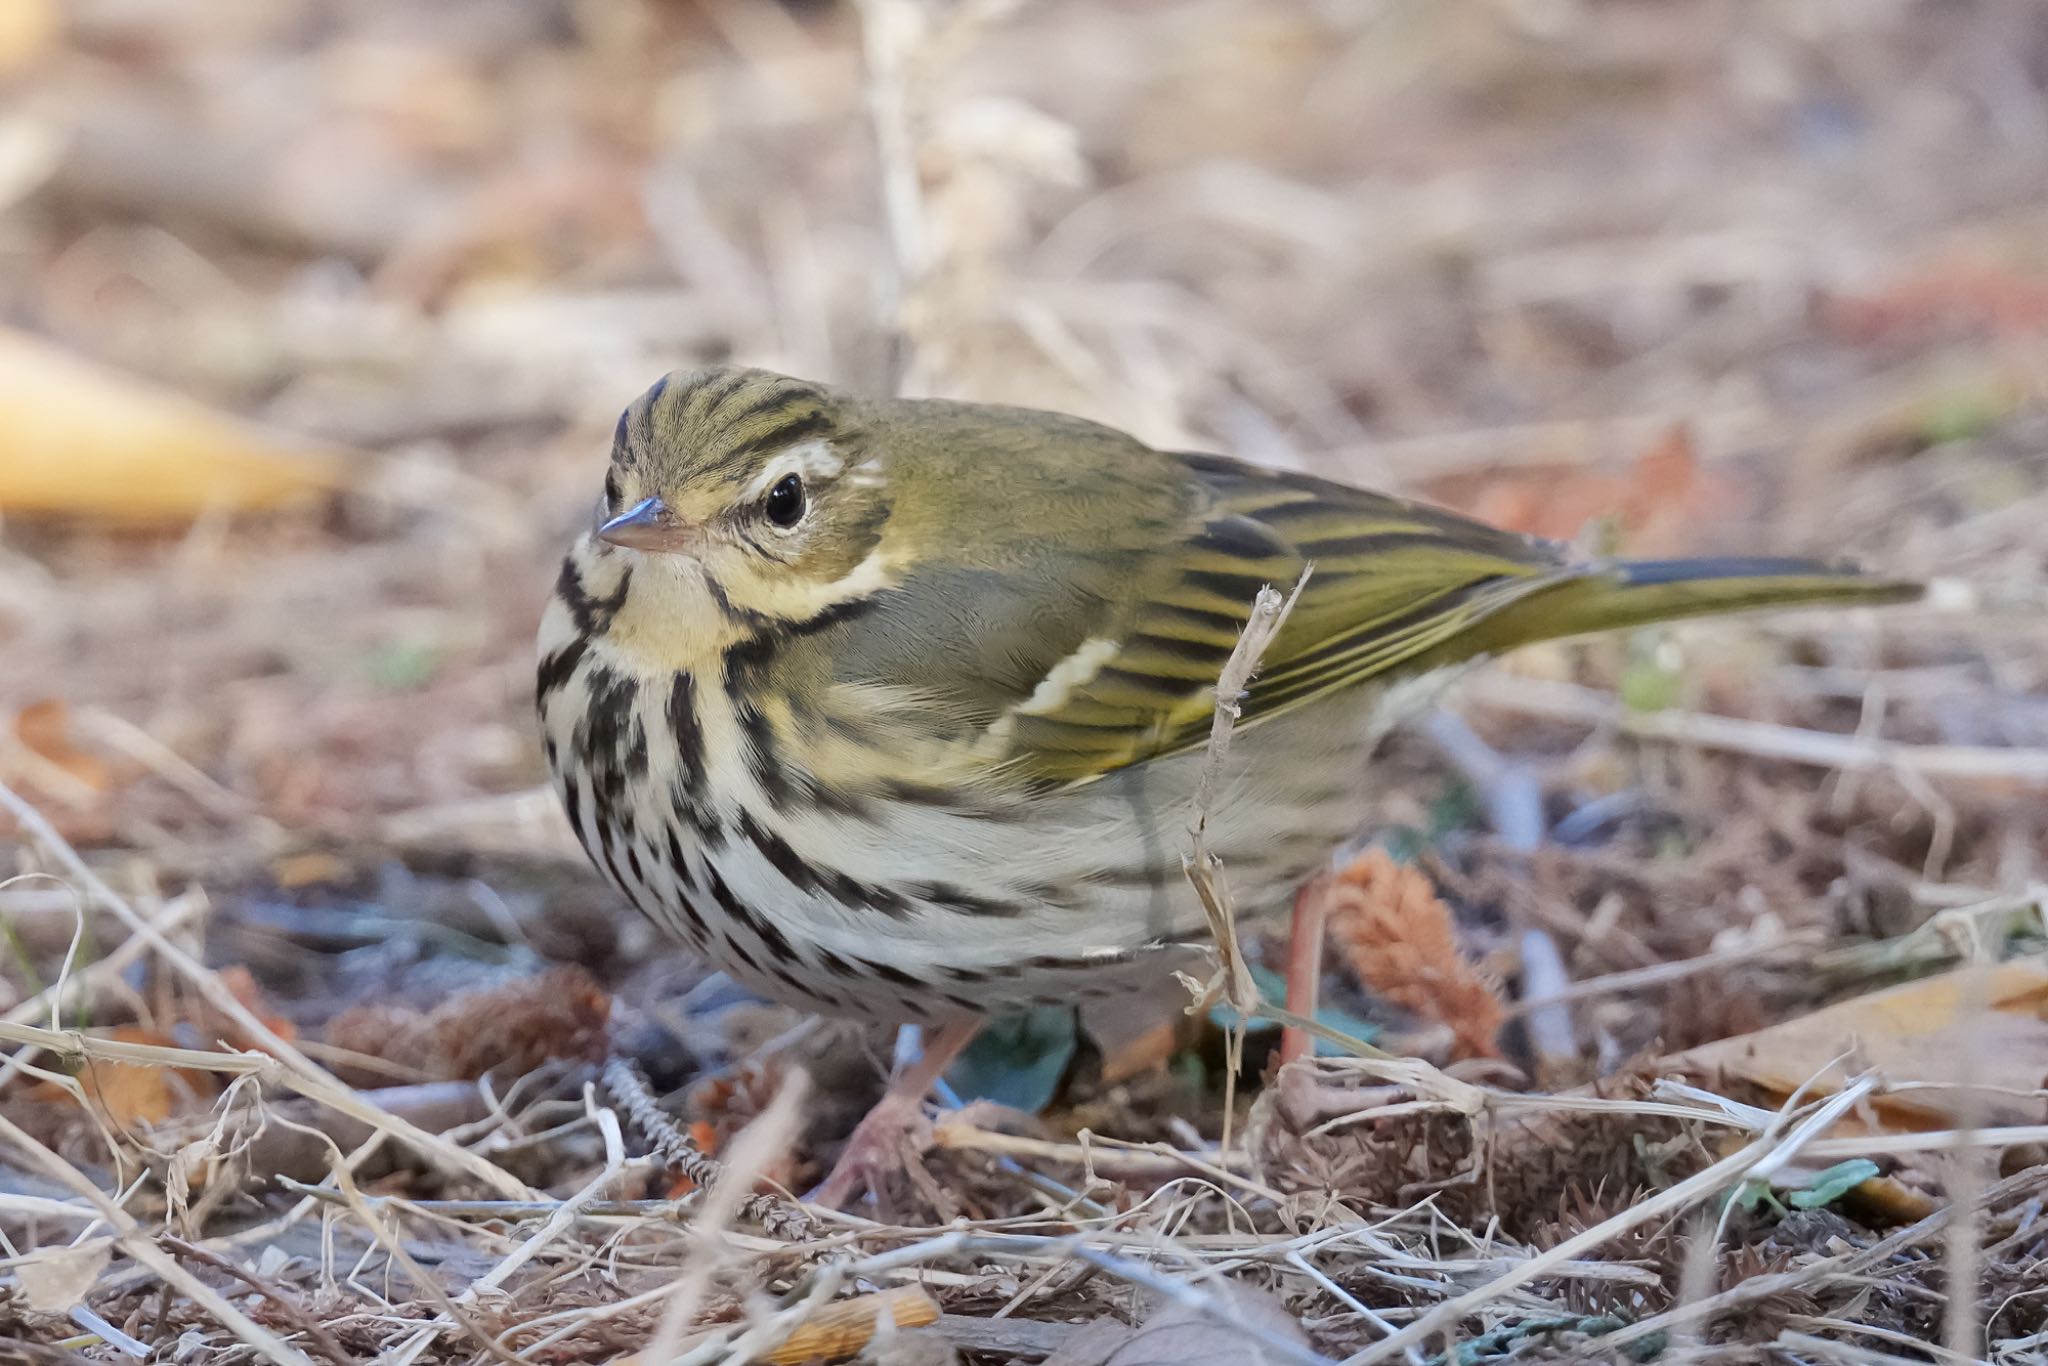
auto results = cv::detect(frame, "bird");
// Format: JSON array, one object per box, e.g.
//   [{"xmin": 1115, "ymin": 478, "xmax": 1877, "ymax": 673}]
[{"xmin": 536, "ymin": 364, "xmax": 1917, "ymax": 1203}]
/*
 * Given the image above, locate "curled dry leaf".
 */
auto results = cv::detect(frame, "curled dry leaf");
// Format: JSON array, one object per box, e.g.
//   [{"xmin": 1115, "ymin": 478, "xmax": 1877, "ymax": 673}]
[
  {"xmin": 1320, "ymin": 848, "xmax": 1505, "ymax": 1060},
  {"xmin": 0, "ymin": 326, "xmax": 348, "ymax": 522},
  {"xmin": 16, "ymin": 1237, "xmax": 114, "ymax": 1312}
]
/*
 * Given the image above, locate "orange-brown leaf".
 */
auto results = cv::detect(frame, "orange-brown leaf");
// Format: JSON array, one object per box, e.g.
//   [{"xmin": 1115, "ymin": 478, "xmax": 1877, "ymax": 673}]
[
  {"xmin": 14, "ymin": 700, "xmax": 115, "ymax": 793},
  {"xmin": 42, "ymin": 1027, "xmax": 220, "ymax": 1126}
]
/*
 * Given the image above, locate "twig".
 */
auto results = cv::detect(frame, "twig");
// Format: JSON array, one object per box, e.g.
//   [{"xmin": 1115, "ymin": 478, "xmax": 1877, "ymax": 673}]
[
  {"xmin": 852, "ymin": 0, "xmax": 931, "ymax": 391},
  {"xmin": 0, "ymin": 1109, "xmax": 313, "ymax": 1366},
  {"xmin": 160, "ymin": 1236, "xmax": 352, "ymax": 1366},
  {"xmin": 1462, "ymin": 675, "xmax": 2048, "ymax": 788},
  {"xmin": 0, "ymin": 779, "xmax": 531, "ymax": 1198},
  {"xmin": 4, "ymin": 891, "xmax": 207, "ymax": 1029},
  {"xmin": 1340, "ymin": 1075, "xmax": 1878, "ymax": 1365},
  {"xmin": 601, "ymin": 1056, "xmax": 810, "ymax": 1237},
  {"xmin": 1181, "ymin": 570, "xmax": 1312, "ymax": 1143},
  {"xmin": 644, "ymin": 1071, "xmax": 811, "ymax": 1365},
  {"xmin": 1422, "ymin": 712, "xmax": 1573, "ymax": 1065}
]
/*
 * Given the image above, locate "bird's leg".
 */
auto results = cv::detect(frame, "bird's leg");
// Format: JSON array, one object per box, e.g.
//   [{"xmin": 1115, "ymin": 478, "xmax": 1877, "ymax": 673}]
[
  {"xmin": 809, "ymin": 1015, "xmax": 982, "ymax": 1209},
  {"xmin": 1277, "ymin": 877, "xmax": 1328, "ymax": 1067}
]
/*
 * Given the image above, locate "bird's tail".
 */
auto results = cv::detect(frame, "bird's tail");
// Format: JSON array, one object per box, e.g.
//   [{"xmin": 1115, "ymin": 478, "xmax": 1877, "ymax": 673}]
[{"xmin": 1417, "ymin": 556, "xmax": 1921, "ymax": 666}]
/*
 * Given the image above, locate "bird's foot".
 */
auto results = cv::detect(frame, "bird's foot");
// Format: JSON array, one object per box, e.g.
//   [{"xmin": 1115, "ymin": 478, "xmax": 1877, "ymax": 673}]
[{"xmin": 807, "ymin": 1089, "xmax": 941, "ymax": 1212}]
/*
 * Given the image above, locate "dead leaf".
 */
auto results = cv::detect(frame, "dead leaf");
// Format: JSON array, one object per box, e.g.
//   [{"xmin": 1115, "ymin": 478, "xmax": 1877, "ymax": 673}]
[
  {"xmin": 1420, "ymin": 424, "xmax": 1739, "ymax": 554},
  {"xmin": 1042, "ymin": 1281, "xmax": 1311, "ymax": 1366},
  {"xmin": 1080, "ymin": 977, "xmax": 1192, "ymax": 1084},
  {"xmin": 16, "ymin": 1237, "xmax": 114, "ymax": 1312},
  {"xmin": 59, "ymin": 1027, "xmax": 220, "ymax": 1126},
  {"xmin": 209, "ymin": 964, "xmax": 299, "ymax": 1049},
  {"xmin": 759, "ymin": 1287, "xmax": 941, "ymax": 1366},
  {"xmin": 1822, "ymin": 253, "xmax": 2048, "ymax": 345},
  {"xmin": 1321, "ymin": 849, "xmax": 1505, "ymax": 1060},
  {"xmin": 268, "ymin": 851, "xmax": 351, "ymax": 888},
  {"xmin": 14, "ymin": 699, "xmax": 115, "ymax": 792},
  {"xmin": 1679, "ymin": 957, "xmax": 2048, "ymax": 1131},
  {"xmin": 0, "ymin": 326, "xmax": 349, "ymax": 522}
]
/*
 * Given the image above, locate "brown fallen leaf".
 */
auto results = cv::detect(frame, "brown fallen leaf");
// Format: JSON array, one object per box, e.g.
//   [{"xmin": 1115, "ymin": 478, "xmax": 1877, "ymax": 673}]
[
  {"xmin": 1320, "ymin": 848, "xmax": 1505, "ymax": 1061},
  {"xmin": 208, "ymin": 964, "xmax": 300, "ymax": 1051},
  {"xmin": 1678, "ymin": 957, "xmax": 2048, "ymax": 1131},
  {"xmin": 1420, "ymin": 424, "xmax": 1740, "ymax": 554},
  {"xmin": 0, "ymin": 326, "xmax": 349, "ymax": 522},
  {"xmin": 13, "ymin": 700, "xmax": 115, "ymax": 794},
  {"xmin": 37, "ymin": 1026, "xmax": 221, "ymax": 1126}
]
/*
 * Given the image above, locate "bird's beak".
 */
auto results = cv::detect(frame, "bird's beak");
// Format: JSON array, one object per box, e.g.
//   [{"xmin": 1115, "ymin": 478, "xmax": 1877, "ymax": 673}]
[{"xmin": 597, "ymin": 496, "xmax": 695, "ymax": 553}]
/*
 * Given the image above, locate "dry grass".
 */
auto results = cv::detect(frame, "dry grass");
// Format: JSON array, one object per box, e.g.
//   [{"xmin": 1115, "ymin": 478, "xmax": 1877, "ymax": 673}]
[{"xmin": 4, "ymin": 0, "xmax": 2048, "ymax": 1362}]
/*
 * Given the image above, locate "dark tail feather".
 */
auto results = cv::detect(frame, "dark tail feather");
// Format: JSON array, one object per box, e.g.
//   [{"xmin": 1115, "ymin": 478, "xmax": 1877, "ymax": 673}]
[{"xmin": 1424, "ymin": 555, "xmax": 1921, "ymax": 666}]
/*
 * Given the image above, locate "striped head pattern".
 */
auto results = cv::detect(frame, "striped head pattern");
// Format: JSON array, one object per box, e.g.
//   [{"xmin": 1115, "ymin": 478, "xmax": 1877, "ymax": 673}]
[{"xmin": 592, "ymin": 366, "xmax": 894, "ymax": 658}]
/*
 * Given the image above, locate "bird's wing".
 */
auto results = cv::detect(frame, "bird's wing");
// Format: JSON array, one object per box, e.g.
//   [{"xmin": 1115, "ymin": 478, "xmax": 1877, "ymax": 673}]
[{"xmin": 974, "ymin": 451, "xmax": 1574, "ymax": 787}]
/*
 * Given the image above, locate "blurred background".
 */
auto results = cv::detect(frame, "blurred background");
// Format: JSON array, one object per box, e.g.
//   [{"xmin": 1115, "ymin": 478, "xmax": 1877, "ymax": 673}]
[{"xmin": 2, "ymin": 0, "xmax": 2045, "ymax": 1165}]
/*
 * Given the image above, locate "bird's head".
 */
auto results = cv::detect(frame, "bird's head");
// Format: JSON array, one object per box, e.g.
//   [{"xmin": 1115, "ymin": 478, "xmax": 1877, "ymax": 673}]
[{"xmin": 593, "ymin": 366, "xmax": 893, "ymax": 625}]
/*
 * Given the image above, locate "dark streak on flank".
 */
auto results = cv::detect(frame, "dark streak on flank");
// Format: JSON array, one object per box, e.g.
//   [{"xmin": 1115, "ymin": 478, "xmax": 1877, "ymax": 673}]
[
  {"xmin": 734, "ymin": 810, "xmax": 818, "ymax": 894},
  {"xmin": 733, "ymin": 810, "xmax": 913, "ymax": 920},
  {"xmin": 855, "ymin": 956, "xmax": 920, "ymax": 988},
  {"xmin": 1178, "ymin": 566, "xmax": 1271, "ymax": 606},
  {"xmin": 735, "ymin": 698, "xmax": 796, "ymax": 809},
  {"xmin": 1126, "ymin": 630, "xmax": 1227, "ymax": 669},
  {"xmin": 703, "ymin": 862, "xmax": 801, "ymax": 965},
  {"xmin": 718, "ymin": 930, "xmax": 762, "ymax": 975},
  {"xmin": 559, "ymin": 773, "xmax": 589, "ymax": 856},
  {"xmin": 914, "ymin": 881, "xmax": 1026, "ymax": 918}
]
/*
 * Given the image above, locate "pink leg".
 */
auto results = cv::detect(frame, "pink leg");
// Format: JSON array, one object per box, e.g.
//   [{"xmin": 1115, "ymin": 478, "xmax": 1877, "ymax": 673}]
[
  {"xmin": 1278, "ymin": 878, "xmax": 1327, "ymax": 1067},
  {"xmin": 810, "ymin": 1016, "xmax": 983, "ymax": 1208}
]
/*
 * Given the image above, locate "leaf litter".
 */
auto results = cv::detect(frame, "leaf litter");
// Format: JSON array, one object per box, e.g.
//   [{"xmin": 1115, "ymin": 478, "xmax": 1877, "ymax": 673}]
[{"xmin": 2, "ymin": 0, "xmax": 2047, "ymax": 1362}]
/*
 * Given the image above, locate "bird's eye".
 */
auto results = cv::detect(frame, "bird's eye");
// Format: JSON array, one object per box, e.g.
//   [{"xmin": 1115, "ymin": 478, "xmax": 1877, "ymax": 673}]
[
  {"xmin": 604, "ymin": 470, "xmax": 622, "ymax": 509},
  {"xmin": 763, "ymin": 473, "xmax": 806, "ymax": 528}
]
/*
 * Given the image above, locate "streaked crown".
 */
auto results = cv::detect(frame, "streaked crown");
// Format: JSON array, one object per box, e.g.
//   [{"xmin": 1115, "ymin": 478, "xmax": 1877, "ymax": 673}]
[{"xmin": 593, "ymin": 366, "xmax": 894, "ymax": 630}]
